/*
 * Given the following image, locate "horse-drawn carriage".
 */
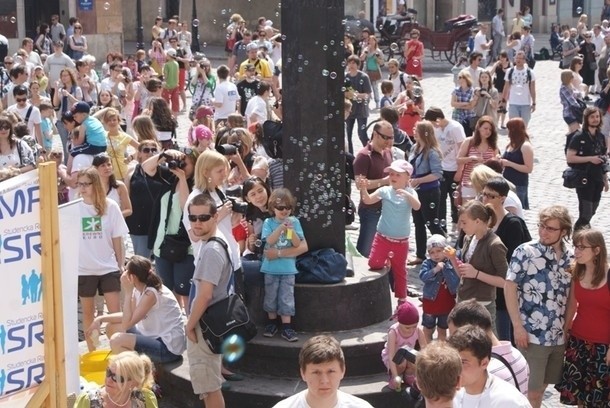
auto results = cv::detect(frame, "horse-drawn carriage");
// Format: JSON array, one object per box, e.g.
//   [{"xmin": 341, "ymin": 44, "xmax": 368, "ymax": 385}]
[{"xmin": 378, "ymin": 9, "xmax": 477, "ymax": 65}]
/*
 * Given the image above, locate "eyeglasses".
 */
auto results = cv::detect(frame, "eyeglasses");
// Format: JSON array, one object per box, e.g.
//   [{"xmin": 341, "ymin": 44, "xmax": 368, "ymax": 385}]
[
  {"xmin": 77, "ymin": 182, "xmax": 93, "ymax": 188},
  {"xmin": 4, "ymin": 61, "xmax": 13, "ymax": 65},
  {"xmin": 375, "ymin": 130, "xmax": 394, "ymax": 141},
  {"xmin": 0, "ymin": 124, "xmax": 11, "ymax": 130},
  {"xmin": 113, "ymin": 69, "xmax": 122, "ymax": 72},
  {"xmin": 481, "ymin": 191, "xmax": 499, "ymax": 199},
  {"xmin": 106, "ymin": 368, "xmax": 126, "ymax": 384},
  {"xmin": 574, "ymin": 244, "xmax": 595, "ymax": 251},
  {"xmin": 275, "ymin": 205, "xmax": 291, "ymax": 211},
  {"xmin": 75, "ymin": 27, "xmax": 82, "ymax": 30},
  {"xmin": 180, "ymin": 147, "xmax": 196, "ymax": 156},
  {"xmin": 16, "ymin": 97, "xmax": 27, "ymax": 103},
  {"xmin": 141, "ymin": 147, "xmax": 158, "ymax": 154},
  {"xmin": 537, "ymin": 223, "xmax": 561, "ymax": 233},
  {"xmin": 188, "ymin": 213, "xmax": 213, "ymax": 222}
]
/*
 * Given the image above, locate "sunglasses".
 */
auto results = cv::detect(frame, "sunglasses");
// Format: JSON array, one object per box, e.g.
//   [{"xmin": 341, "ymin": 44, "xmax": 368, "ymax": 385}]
[
  {"xmin": 481, "ymin": 191, "xmax": 499, "ymax": 199},
  {"xmin": 180, "ymin": 147, "xmax": 195, "ymax": 155},
  {"xmin": 106, "ymin": 368, "xmax": 126, "ymax": 384},
  {"xmin": 188, "ymin": 213, "xmax": 213, "ymax": 222},
  {"xmin": 16, "ymin": 97, "xmax": 27, "ymax": 103},
  {"xmin": 141, "ymin": 147, "xmax": 158, "ymax": 154},
  {"xmin": 77, "ymin": 181, "xmax": 93, "ymax": 188},
  {"xmin": 0, "ymin": 124, "xmax": 11, "ymax": 130},
  {"xmin": 376, "ymin": 130, "xmax": 394, "ymax": 141},
  {"xmin": 4, "ymin": 61, "xmax": 13, "ymax": 65},
  {"xmin": 275, "ymin": 205, "xmax": 291, "ymax": 211}
]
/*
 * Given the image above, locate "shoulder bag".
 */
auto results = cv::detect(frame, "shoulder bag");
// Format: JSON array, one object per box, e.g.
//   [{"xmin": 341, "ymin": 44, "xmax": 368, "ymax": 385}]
[
  {"xmin": 562, "ymin": 165, "xmax": 589, "ymax": 189},
  {"xmin": 158, "ymin": 185, "xmax": 191, "ymax": 262},
  {"xmin": 198, "ymin": 236, "xmax": 257, "ymax": 354}
]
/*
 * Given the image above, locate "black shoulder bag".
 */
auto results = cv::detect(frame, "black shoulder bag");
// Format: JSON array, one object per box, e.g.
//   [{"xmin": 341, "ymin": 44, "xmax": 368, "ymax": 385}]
[
  {"xmin": 158, "ymin": 185, "xmax": 191, "ymax": 262},
  {"xmin": 198, "ymin": 236, "xmax": 257, "ymax": 354}
]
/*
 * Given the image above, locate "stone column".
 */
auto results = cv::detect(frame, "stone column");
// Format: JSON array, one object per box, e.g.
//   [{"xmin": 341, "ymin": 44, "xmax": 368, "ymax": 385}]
[{"xmin": 282, "ymin": 0, "xmax": 346, "ymax": 254}]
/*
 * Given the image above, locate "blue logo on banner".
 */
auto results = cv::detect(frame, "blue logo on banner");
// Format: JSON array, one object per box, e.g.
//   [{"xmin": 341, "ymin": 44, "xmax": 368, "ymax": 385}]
[{"xmin": 21, "ymin": 270, "xmax": 42, "ymax": 305}]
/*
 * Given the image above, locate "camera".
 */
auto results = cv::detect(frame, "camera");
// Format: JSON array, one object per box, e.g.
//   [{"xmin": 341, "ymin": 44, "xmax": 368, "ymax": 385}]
[
  {"xmin": 161, "ymin": 152, "xmax": 187, "ymax": 170},
  {"xmin": 226, "ymin": 197, "xmax": 249, "ymax": 214},
  {"xmin": 216, "ymin": 143, "xmax": 240, "ymax": 156},
  {"xmin": 600, "ymin": 155, "xmax": 610, "ymax": 173},
  {"xmin": 393, "ymin": 347, "xmax": 418, "ymax": 365}
]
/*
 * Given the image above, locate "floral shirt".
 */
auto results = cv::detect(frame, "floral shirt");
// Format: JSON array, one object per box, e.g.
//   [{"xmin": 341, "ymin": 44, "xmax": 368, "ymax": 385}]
[{"xmin": 506, "ymin": 240, "xmax": 573, "ymax": 346}]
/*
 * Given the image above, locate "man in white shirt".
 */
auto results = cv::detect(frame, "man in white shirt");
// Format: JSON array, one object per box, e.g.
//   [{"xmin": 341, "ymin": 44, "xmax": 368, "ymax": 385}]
[
  {"xmin": 448, "ymin": 326, "xmax": 532, "ymax": 408},
  {"xmin": 7, "ymin": 84, "xmax": 42, "ymax": 144},
  {"xmin": 43, "ymin": 41, "xmax": 75, "ymax": 94},
  {"xmin": 21, "ymin": 38, "xmax": 43, "ymax": 67},
  {"xmin": 491, "ymin": 9, "xmax": 505, "ymax": 62},
  {"xmin": 212, "ymin": 65, "xmax": 239, "ymax": 125},
  {"xmin": 387, "ymin": 58, "xmax": 410, "ymax": 100},
  {"xmin": 460, "ymin": 52, "xmax": 485, "ymax": 85},
  {"xmin": 502, "ymin": 51, "xmax": 536, "ymax": 126},
  {"xmin": 245, "ymin": 81, "xmax": 271, "ymax": 126},
  {"xmin": 100, "ymin": 62, "xmax": 126, "ymax": 94},
  {"xmin": 273, "ymin": 335, "xmax": 373, "ymax": 408},
  {"xmin": 416, "ymin": 342, "xmax": 462, "ymax": 408},
  {"xmin": 473, "ymin": 24, "xmax": 493, "ymax": 67}
]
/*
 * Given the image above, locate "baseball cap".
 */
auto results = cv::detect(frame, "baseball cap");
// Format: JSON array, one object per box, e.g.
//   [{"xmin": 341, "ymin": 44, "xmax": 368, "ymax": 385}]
[
  {"xmin": 244, "ymin": 63, "xmax": 256, "ymax": 71},
  {"xmin": 246, "ymin": 42, "xmax": 259, "ymax": 52},
  {"xmin": 193, "ymin": 125, "xmax": 213, "ymax": 141},
  {"xmin": 71, "ymin": 101, "xmax": 91, "ymax": 114},
  {"xmin": 427, "ymin": 234, "xmax": 447, "ymax": 250},
  {"xmin": 195, "ymin": 105, "xmax": 214, "ymax": 120},
  {"xmin": 384, "ymin": 159, "xmax": 413, "ymax": 175},
  {"xmin": 394, "ymin": 301, "xmax": 419, "ymax": 325},
  {"xmin": 166, "ymin": 48, "xmax": 177, "ymax": 58},
  {"xmin": 424, "ymin": 106, "xmax": 445, "ymax": 122}
]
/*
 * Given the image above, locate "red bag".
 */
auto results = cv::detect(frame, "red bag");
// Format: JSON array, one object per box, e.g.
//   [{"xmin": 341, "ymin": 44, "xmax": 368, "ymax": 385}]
[{"xmin": 225, "ymin": 38, "xmax": 236, "ymax": 53}]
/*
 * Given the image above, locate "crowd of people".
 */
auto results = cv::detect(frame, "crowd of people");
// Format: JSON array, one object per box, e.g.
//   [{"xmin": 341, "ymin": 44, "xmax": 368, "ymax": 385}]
[{"xmin": 1, "ymin": 5, "xmax": 610, "ymax": 408}]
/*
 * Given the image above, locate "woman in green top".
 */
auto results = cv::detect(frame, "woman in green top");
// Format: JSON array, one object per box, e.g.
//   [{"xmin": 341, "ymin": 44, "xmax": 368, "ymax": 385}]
[
  {"xmin": 359, "ymin": 36, "xmax": 385, "ymax": 109},
  {"xmin": 75, "ymin": 351, "xmax": 158, "ymax": 408}
]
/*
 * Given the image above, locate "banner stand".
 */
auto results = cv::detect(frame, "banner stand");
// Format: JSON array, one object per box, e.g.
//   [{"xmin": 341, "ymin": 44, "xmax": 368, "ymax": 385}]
[{"xmin": 25, "ymin": 162, "xmax": 67, "ymax": 408}]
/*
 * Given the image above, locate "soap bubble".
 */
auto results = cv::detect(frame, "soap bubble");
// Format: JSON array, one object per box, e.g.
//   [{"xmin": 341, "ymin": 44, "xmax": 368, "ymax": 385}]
[
  {"xmin": 103, "ymin": 2, "xmax": 110, "ymax": 11},
  {"xmin": 576, "ymin": 6, "xmax": 583, "ymax": 14},
  {"xmin": 281, "ymin": 35, "xmax": 286, "ymax": 40},
  {"xmin": 322, "ymin": 69, "xmax": 329, "ymax": 77},
  {"xmin": 202, "ymin": 42, "xmax": 207, "ymax": 47},
  {"xmin": 429, "ymin": 202, "xmax": 436, "ymax": 209},
  {"xmin": 158, "ymin": 7, "xmax": 162, "ymax": 14},
  {"xmin": 440, "ymin": 219, "xmax": 447, "ymax": 227},
  {"xmin": 329, "ymin": 72, "xmax": 337, "ymax": 79},
  {"xmin": 221, "ymin": 9, "xmax": 227, "ymax": 15},
  {"xmin": 222, "ymin": 334, "xmax": 246, "ymax": 363},
  {"xmin": 304, "ymin": 60, "xmax": 309, "ymax": 65},
  {"xmin": 433, "ymin": 218, "xmax": 439, "ymax": 225},
  {"xmin": 330, "ymin": 40, "xmax": 335, "ymax": 45},
  {"xmin": 388, "ymin": 251, "xmax": 394, "ymax": 258},
  {"xmin": 212, "ymin": 19, "xmax": 217, "ymax": 25},
  {"xmin": 390, "ymin": 43, "xmax": 399, "ymax": 52},
  {"xmin": 581, "ymin": 178, "xmax": 588, "ymax": 185},
  {"xmin": 298, "ymin": 67, "xmax": 303, "ymax": 73},
  {"xmin": 192, "ymin": 19, "xmax": 200, "ymax": 27},
  {"xmin": 452, "ymin": 191, "xmax": 460, "ymax": 198},
  {"xmin": 323, "ymin": 45, "xmax": 328, "ymax": 51},
  {"xmin": 412, "ymin": 59, "xmax": 420, "ymax": 67},
  {"xmin": 254, "ymin": 239, "xmax": 262, "ymax": 248},
  {"xmin": 451, "ymin": 183, "xmax": 458, "ymax": 189}
]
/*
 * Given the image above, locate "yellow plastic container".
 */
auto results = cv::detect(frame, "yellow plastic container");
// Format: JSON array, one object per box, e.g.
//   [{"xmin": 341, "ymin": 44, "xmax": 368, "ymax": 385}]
[
  {"xmin": 83, "ymin": 371, "xmax": 106, "ymax": 386},
  {"xmin": 80, "ymin": 350, "xmax": 111, "ymax": 375}
]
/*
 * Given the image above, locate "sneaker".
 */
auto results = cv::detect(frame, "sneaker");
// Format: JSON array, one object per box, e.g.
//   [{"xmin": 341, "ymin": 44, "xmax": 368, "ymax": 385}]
[
  {"xmin": 263, "ymin": 324, "xmax": 278, "ymax": 337},
  {"xmin": 281, "ymin": 328, "xmax": 298, "ymax": 342}
]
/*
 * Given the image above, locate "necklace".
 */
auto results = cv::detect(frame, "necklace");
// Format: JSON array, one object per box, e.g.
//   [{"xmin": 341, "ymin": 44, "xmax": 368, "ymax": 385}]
[{"xmin": 105, "ymin": 390, "xmax": 131, "ymax": 407}]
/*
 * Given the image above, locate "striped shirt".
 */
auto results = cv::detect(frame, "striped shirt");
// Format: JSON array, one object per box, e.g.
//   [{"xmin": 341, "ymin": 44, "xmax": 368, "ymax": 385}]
[{"xmin": 489, "ymin": 341, "xmax": 530, "ymax": 395}]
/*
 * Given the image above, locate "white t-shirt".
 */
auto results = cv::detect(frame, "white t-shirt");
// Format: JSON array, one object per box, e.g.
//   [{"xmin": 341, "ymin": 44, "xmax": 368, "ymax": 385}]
[
  {"xmin": 453, "ymin": 373, "xmax": 531, "ymax": 408},
  {"xmin": 213, "ymin": 80, "xmax": 240, "ymax": 120},
  {"xmin": 7, "ymin": 103, "xmax": 42, "ymax": 136},
  {"xmin": 474, "ymin": 32, "xmax": 489, "ymax": 57},
  {"xmin": 273, "ymin": 390, "xmax": 374, "ymax": 408},
  {"xmin": 505, "ymin": 66, "xmax": 535, "ymax": 106},
  {"xmin": 435, "ymin": 119, "xmax": 465, "ymax": 171},
  {"xmin": 505, "ymin": 190, "xmax": 524, "ymax": 219},
  {"xmin": 78, "ymin": 198, "xmax": 129, "ymax": 276},
  {"xmin": 100, "ymin": 77, "xmax": 126, "ymax": 94},
  {"xmin": 133, "ymin": 285, "xmax": 186, "ymax": 356},
  {"xmin": 245, "ymin": 95, "xmax": 269, "ymax": 126}
]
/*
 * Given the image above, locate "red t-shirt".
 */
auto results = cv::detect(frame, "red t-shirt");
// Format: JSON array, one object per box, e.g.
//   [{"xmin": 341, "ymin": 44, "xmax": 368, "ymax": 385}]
[{"xmin": 422, "ymin": 280, "xmax": 456, "ymax": 315}]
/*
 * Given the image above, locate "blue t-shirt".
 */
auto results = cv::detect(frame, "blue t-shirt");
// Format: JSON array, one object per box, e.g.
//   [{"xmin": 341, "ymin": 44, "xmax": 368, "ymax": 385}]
[
  {"xmin": 83, "ymin": 115, "xmax": 107, "ymax": 147},
  {"xmin": 261, "ymin": 216, "xmax": 304, "ymax": 275},
  {"xmin": 40, "ymin": 118, "xmax": 54, "ymax": 149},
  {"xmin": 376, "ymin": 186, "xmax": 417, "ymax": 239}
]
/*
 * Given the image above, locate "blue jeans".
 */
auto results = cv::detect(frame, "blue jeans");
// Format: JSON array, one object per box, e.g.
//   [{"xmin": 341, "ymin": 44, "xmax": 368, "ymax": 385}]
[
  {"xmin": 515, "ymin": 185, "xmax": 529, "ymax": 210},
  {"xmin": 508, "ymin": 104, "xmax": 532, "ymax": 126},
  {"xmin": 263, "ymin": 274, "xmax": 296, "ymax": 316},
  {"xmin": 495, "ymin": 309, "xmax": 514, "ymax": 343},
  {"xmin": 155, "ymin": 254, "xmax": 195, "ymax": 296},
  {"xmin": 55, "ymin": 120, "xmax": 70, "ymax": 163},
  {"xmin": 356, "ymin": 206, "xmax": 381, "ymax": 257},
  {"xmin": 130, "ymin": 234, "xmax": 151, "ymax": 259},
  {"xmin": 127, "ymin": 327, "xmax": 182, "ymax": 363},
  {"xmin": 345, "ymin": 117, "xmax": 368, "ymax": 154}
]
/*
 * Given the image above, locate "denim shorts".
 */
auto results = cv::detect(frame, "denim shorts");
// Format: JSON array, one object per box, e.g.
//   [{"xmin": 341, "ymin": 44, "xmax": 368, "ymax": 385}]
[
  {"xmin": 127, "ymin": 327, "xmax": 182, "ymax": 364},
  {"xmin": 154, "ymin": 255, "xmax": 195, "ymax": 296},
  {"xmin": 422, "ymin": 313, "xmax": 449, "ymax": 330},
  {"xmin": 263, "ymin": 274, "xmax": 296, "ymax": 316}
]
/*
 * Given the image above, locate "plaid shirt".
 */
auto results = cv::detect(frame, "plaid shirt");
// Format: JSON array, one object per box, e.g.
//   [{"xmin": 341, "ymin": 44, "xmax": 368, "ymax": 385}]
[
  {"xmin": 559, "ymin": 84, "xmax": 580, "ymax": 119},
  {"xmin": 452, "ymin": 86, "xmax": 475, "ymax": 122}
]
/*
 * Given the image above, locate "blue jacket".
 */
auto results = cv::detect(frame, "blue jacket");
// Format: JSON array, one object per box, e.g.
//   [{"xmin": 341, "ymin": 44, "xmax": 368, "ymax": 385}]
[
  {"xmin": 419, "ymin": 258, "xmax": 460, "ymax": 300},
  {"xmin": 408, "ymin": 147, "xmax": 443, "ymax": 191}
]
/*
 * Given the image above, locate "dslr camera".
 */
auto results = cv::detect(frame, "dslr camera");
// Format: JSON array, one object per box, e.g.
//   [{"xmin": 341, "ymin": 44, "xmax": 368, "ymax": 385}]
[
  {"xmin": 393, "ymin": 347, "xmax": 418, "ymax": 365},
  {"xmin": 160, "ymin": 152, "xmax": 187, "ymax": 170},
  {"xmin": 226, "ymin": 197, "xmax": 248, "ymax": 215},
  {"xmin": 216, "ymin": 142, "xmax": 241, "ymax": 156},
  {"xmin": 600, "ymin": 155, "xmax": 610, "ymax": 173}
]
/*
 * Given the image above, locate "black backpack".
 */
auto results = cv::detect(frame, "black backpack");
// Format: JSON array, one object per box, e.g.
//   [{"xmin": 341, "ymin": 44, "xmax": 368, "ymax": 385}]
[{"xmin": 262, "ymin": 120, "xmax": 283, "ymax": 159}]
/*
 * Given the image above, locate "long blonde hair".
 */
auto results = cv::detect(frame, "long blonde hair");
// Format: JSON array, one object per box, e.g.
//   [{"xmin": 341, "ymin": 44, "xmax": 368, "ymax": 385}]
[
  {"xmin": 132, "ymin": 115, "xmax": 158, "ymax": 142},
  {"xmin": 414, "ymin": 120, "xmax": 442, "ymax": 159},
  {"xmin": 193, "ymin": 150, "xmax": 230, "ymax": 191},
  {"xmin": 78, "ymin": 167, "xmax": 107, "ymax": 215},
  {"xmin": 108, "ymin": 351, "xmax": 155, "ymax": 394}
]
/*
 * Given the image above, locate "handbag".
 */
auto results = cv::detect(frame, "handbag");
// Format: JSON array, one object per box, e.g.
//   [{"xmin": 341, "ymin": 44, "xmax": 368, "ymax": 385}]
[
  {"xmin": 225, "ymin": 37, "xmax": 237, "ymax": 53},
  {"xmin": 295, "ymin": 248, "xmax": 348, "ymax": 284},
  {"xmin": 570, "ymin": 99, "xmax": 587, "ymax": 124},
  {"xmin": 158, "ymin": 186, "xmax": 191, "ymax": 262},
  {"xmin": 198, "ymin": 237, "xmax": 257, "ymax": 354},
  {"xmin": 367, "ymin": 69, "xmax": 381, "ymax": 82},
  {"xmin": 562, "ymin": 166, "xmax": 589, "ymax": 189}
]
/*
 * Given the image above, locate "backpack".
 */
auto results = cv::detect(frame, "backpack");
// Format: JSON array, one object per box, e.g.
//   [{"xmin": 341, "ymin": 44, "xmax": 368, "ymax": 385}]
[
  {"xmin": 262, "ymin": 120, "xmax": 283, "ymax": 159},
  {"xmin": 389, "ymin": 72, "xmax": 408, "ymax": 92},
  {"xmin": 508, "ymin": 67, "xmax": 532, "ymax": 84}
]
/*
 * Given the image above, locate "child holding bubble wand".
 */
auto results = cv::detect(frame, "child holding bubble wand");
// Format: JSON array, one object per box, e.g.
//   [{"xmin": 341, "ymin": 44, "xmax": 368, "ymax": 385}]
[{"xmin": 357, "ymin": 159, "xmax": 421, "ymax": 305}]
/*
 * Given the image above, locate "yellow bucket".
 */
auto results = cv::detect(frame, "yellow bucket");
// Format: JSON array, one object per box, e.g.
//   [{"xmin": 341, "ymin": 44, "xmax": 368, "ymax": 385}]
[
  {"xmin": 83, "ymin": 371, "xmax": 106, "ymax": 386},
  {"xmin": 80, "ymin": 350, "xmax": 112, "ymax": 375}
]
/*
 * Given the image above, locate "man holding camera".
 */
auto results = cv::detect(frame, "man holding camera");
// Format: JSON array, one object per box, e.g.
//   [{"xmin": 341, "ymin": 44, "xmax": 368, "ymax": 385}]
[
  {"xmin": 238, "ymin": 42, "xmax": 272, "ymax": 81},
  {"xmin": 212, "ymin": 65, "xmax": 239, "ymax": 126}
]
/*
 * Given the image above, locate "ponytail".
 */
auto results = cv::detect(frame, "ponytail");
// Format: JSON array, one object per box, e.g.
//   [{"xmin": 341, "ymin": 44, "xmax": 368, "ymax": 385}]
[{"xmin": 126, "ymin": 255, "xmax": 163, "ymax": 291}]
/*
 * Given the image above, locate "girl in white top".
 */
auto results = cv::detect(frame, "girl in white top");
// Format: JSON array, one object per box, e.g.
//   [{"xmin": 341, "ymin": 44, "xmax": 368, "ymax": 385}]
[
  {"xmin": 92, "ymin": 153, "xmax": 132, "ymax": 218},
  {"xmin": 87, "ymin": 256, "xmax": 186, "ymax": 363},
  {"xmin": 77, "ymin": 167, "xmax": 130, "ymax": 351}
]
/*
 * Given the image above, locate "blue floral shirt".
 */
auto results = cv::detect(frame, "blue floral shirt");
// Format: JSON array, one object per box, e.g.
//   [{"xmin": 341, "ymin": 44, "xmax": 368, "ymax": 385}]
[{"xmin": 506, "ymin": 240, "xmax": 573, "ymax": 346}]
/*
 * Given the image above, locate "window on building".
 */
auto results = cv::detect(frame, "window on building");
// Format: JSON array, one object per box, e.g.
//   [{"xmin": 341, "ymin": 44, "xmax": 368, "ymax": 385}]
[{"xmin": 478, "ymin": 0, "xmax": 496, "ymax": 22}]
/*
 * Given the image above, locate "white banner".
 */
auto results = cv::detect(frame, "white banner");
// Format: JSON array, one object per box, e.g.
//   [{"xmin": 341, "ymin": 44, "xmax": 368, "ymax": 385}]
[{"xmin": 0, "ymin": 172, "xmax": 44, "ymax": 403}]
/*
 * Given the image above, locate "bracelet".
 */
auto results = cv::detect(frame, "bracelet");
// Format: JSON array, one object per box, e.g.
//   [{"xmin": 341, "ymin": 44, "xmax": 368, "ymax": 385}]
[
  {"xmin": 475, "ymin": 270, "xmax": 480, "ymax": 279},
  {"xmin": 278, "ymin": 249, "xmax": 282, "ymax": 258}
]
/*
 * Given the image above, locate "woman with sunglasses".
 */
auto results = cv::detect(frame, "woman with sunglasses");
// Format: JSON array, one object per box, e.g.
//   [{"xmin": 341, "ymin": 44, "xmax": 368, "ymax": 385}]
[
  {"xmin": 92, "ymin": 153, "xmax": 132, "ymax": 218},
  {"xmin": 0, "ymin": 115, "xmax": 36, "ymax": 173},
  {"xmin": 125, "ymin": 141, "xmax": 165, "ymax": 258},
  {"xmin": 556, "ymin": 228, "xmax": 610, "ymax": 407},
  {"xmin": 404, "ymin": 29, "xmax": 424, "ymax": 80},
  {"xmin": 74, "ymin": 351, "xmax": 158, "ymax": 407},
  {"xmin": 68, "ymin": 23, "xmax": 87, "ymax": 61},
  {"xmin": 77, "ymin": 167, "xmax": 129, "ymax": 351},
  {"xmin": 86, "ymin": 256, "xmax": 185, "ymax": 364},
  {"xmin": 142, "ymin": 147, "xmax": 199, "ymax": 312}
]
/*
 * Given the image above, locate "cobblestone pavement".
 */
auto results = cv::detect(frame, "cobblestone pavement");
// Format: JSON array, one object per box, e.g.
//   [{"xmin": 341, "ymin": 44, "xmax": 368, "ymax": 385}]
[{"xmin": 76, "ymin": 41, "xmax": 588, "ymax": 406}]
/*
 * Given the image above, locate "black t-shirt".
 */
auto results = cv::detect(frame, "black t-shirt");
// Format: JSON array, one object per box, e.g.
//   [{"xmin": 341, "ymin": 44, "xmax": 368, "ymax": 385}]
[
  {"xmin": 237, "ymin": 79, "xmax": 260, "ymax": 115},
  {"xmin": 345, "ymin": 71, "xmax": 372, "ymax": 119},
  {"xmin": 176, "ymin": 49, "xmax": 187, "ymax": 70},
  {"xmin": 568, "ymin": 129, "xmax": 607, "ymax": 182}
]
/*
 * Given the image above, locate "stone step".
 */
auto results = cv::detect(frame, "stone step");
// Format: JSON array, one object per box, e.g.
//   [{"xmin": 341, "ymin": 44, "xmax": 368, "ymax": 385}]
[
  {"xmin": 156, "ymin": 361, "xmax": 418, "ymax": 408},
  {"xmin": 245, "ymin": 257, "xmax": 393, "ymax": 332}
]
